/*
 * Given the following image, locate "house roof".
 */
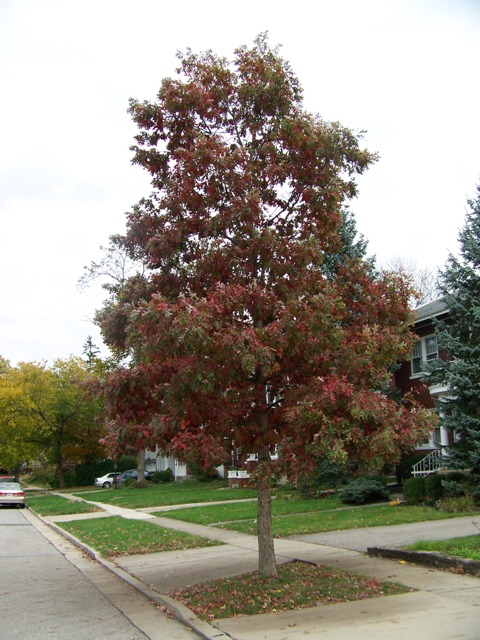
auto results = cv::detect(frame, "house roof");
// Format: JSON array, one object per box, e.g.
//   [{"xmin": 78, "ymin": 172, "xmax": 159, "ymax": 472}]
[{"xmin": 414, "ymin": 297, "xmax": 448, "ymax": 324}]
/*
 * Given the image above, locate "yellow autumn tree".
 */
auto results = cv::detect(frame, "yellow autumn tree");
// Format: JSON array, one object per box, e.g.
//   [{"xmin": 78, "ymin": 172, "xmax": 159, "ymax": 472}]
[{"xmin": 0, "ymin": 357, "xmax": 105, "ymax": 486}]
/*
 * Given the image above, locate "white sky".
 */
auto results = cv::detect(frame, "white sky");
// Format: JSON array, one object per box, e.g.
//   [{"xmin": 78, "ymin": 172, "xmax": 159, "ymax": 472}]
[{"xmin": 1, "ymin": 0, "xmax": 479, "ymax": 365}]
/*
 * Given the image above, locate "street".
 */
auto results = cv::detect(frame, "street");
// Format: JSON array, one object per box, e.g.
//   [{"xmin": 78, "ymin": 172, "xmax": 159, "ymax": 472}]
[{"xmin": 0, "ymin": 507, "xmax": 200, "ymax": 640}]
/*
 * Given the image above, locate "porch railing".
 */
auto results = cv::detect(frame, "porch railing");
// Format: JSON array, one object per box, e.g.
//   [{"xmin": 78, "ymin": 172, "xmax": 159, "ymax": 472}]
[{"xmin": 412, "ymin": 449, "xmax": 445, "ymax": 477}]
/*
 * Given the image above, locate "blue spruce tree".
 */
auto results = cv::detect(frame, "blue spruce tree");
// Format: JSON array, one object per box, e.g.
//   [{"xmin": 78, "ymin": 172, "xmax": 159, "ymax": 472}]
[{"xmin": 431, "ymin": 183, "xmax": 480, "ymax": 474}]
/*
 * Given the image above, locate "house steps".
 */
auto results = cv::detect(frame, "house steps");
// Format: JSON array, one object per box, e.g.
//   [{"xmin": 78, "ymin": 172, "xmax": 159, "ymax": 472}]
[{"xmin": 412, "ymin": 449, "xmax": 447, "ymax": 477}]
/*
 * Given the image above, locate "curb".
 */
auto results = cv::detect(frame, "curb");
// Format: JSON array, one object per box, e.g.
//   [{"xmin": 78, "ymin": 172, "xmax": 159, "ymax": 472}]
[
  {"xmin": 25, "ymin": 507, "xmax": 230, "ymax": 640},
  {"xmin": 367, "ymin": 546, "xmax": 480, "ymax": 577}
]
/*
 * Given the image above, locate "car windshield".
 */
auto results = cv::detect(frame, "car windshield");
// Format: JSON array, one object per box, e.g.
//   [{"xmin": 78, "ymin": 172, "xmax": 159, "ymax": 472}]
[{"xmin": 0, "ymin": 483, "xmax": 21, "ymax": 491}]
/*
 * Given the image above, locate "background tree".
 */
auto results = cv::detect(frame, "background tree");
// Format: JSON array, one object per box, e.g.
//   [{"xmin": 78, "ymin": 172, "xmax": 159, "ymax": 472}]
[
  {"xmin": 78, "ymin": 234, "xmax": 145, "ymax": 297},
  {"xmin": 383, "ymin": 256, "xmax": 440, "ymax": 306},
  {"xmin": 79, "ymin": 234, "xmax": 149, "ymax": 362},
  {"xmin": 0, "ymin": 356, "xmax": 10, "ymax": 374},
  {"xmin": 428, "ymin": 183, "xmax": 480, "ymax": 474},
  {"xmin": 82, "ymin": 336, "xmax": 101, "ymax": 370},
  {"xmin": 0, "ymin": 359, "xmax": 42, "ymax": 477},
  {"xmin": 97, "ymin": 36, "xmax": 434, "ymax": 577},
  {"xmin": 0, "ymin": 358, "xmax": 105, "ymax": 486},
  {"xmin": 79, "ymin": 237, "xmax": 151, "ymax": 478}
]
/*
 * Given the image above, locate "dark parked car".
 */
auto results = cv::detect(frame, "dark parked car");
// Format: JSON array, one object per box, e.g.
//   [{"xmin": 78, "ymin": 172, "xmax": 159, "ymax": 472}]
[
  {"xmin": 114, "ymin": 469, "xmax": 153, "ymax": 484},
  {"xmin": 0, "ymin": 475, "xmax": 15, "ymax": 483}
]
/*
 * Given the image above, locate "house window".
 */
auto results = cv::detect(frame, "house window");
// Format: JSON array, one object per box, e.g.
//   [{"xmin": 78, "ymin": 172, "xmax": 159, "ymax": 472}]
[
  {"xmin": 412, "ymin": 340, "xmax": 422, "ymax": 375},
  {"xmin": 425, "ymin": 336, "xmax": 438, "ymax": 362},
  {"xmin": 411, "ymin": 334, "xmax": 438, "ymax": 376}
]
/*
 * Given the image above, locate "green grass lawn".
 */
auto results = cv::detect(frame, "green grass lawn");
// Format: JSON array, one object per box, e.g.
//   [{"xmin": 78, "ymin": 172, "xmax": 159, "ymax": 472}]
[
  {"xmin": 29, "ymin": 484, "xmax": 480, "ymax": 542},
  {"xmin": 186, "ymin": 503, "xmax": 480, "ymax": 537},
  {"xmin": 58, "ymin": 516, "xmax": 221, "ymax": 557},
  {"xmin": 169, "ymin": 561, "xmax": 412, "ymax": 620},
  {"xmin": 73, "ymin": 480, "xmax": 257, "ymax": 509},
  {"xmin": 407, "ymin": 535, "xmax": 480, "ymax": 561},
  {"xmin": 26, "ymin": 494, "xmax": 101, "ymax": 516},
  {"xmin": 157, "ymin": 495, "xmax": 344, "ymax": 524}
]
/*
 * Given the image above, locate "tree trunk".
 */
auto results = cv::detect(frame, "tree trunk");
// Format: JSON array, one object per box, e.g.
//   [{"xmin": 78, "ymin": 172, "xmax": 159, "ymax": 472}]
[
  {"xmin": 137, "ymin": 449, "xmax": 146, "ymax": 483},
  {"xmin": 257, "ymin": 482, "xmax": 277, "ymax": 578},
  {"xmin": 54, "ymin": 428, "xmax": 65, "ymax": 488},
  {"xmin": 56, "ymin": 461, "xmax": 66, "ymax": 488},
  {"xmin": 13, "ymin": 463, "xmax": 22, "ymax": 483}
]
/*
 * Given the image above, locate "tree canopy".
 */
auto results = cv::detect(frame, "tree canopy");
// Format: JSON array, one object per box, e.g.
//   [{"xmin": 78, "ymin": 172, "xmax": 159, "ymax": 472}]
[
  {"xmin": 429, "ymin": 183, "xmax": 480, "ymax": 474},
  {"xmin": 0, "ymin": 357, "xmax": 104, "ymax": 485},
  {"xmin": 0, "ymin": 359, "xmax": 41, "ymax": 475},
  {"xmin": 97, "ymin": 35, "xmax": 434, "ymax": 577}
]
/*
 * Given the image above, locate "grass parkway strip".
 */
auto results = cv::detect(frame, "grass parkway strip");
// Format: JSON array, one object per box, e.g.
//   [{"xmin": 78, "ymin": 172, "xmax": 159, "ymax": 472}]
[
  {"xmin": 167, "ymin": 561, "xmax": 412, "ymax": 620},
  {"xmin": 59, "ymin": 516, "xmax": 221, "ymax": 557},
  {"xmin": 407, "ymin": 534, "xmax": 480, "ymax": 560}
]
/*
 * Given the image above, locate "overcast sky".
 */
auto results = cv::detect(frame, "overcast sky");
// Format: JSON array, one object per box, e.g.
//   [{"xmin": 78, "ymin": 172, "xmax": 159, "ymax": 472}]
[{"xmin": 1, "ymin": 0, "xmax": 479, "ymax": 365}]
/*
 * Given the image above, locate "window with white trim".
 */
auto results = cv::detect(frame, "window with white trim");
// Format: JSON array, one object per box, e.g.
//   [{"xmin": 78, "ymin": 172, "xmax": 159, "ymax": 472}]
[{"xmin": 411, "ymin": 334, "xmax": 438, "ymax": 376}]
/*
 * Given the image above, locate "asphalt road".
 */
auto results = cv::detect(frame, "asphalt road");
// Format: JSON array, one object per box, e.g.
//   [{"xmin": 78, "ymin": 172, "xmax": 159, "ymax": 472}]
[{"xmin": 0, "ymin": 507, "xmax": 200, "ymax": 640}]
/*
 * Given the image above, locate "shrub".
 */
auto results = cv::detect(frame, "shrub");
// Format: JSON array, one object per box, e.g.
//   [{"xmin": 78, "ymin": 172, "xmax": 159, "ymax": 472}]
[
  {"xmin": 404, "ymin": 477, "xmax": 425, "ymax": 505},
  {"xmin": 471, "ymin": 485, "xmax": 480, "ymax": 506},
  {"xmin": 152, "ymin": 468, "xmax": 175, "ymax": 483},
  {"xmin": 62, "ymin": 471, "xmax": 77, "ymax": 487},
  {"xmin": 299, "ymin": 486, "xmax": 337, "ymax": 500},
  {"xmin": 438, "ymin": 495, "xmax": 476, "ymax": 513},
  {"xmin": 131, "ymin": 480, "xmax": 148, "ymax": 489},
  {"xmin": 117, "ymin": 456, "xmax": 138, "ymax": 472},
  {"xmin": 443, "ymin": 471, "xmax": 467, "ymax": 483},
  {"xmin": 27, "ymin": 468, "xmax": 56, "ymax": 487},
  {"xmin": 361, "ymin": 474, "xmax": 388, "ymax": 487},
  {"xmin": 74, "ymin": 462, "xmax": 109, "ymax": 486},
  {"xmin": 188, "ymin": 461, "xmax": 219, "ymax": 482},
  {"xmin": 299, "ymin": 460, "xmax": 356, "ymax": 495},
  {"xmin": 441, "ymin": 479, "xmax": 466, "ymax": 497},
  {"xmin": 425, "ymin": 474, "xmax": 444, "ymax": 502},
  {"xmin": 298, "ymin": 460, "xmax": 358, "ymax": 499},
  {"xmin": 339, "ymin": 478, "xmax": 389, "ymax": 505},
  {"xmin": 395, "ymin": 454, "xmax": 426, "ymax": 484}
]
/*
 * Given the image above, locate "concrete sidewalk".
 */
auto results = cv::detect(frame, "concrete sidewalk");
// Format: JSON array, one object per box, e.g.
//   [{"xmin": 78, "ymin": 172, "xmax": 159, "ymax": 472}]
[
  {"xmin": 292, "ymin": 515, "xmax": 480, "ymax": 552},
  {"xmin": 42, "ymin": 496, "xmax": 480, "ymax": 639}
]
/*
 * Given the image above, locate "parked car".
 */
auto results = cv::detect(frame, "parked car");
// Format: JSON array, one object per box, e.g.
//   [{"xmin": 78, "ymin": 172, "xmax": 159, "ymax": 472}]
[
  {"xmin": 0, "ymin": 482, "xmax": 25, "ymax": 508},
  {"xmin": 114, "ymin": 469, "xmax": 153, "ymax": 484},
  {"xmin": 94, "ymin": 472, "xmax": 119, "ymax": 489},
  {"xmin": 0, "ymin": 475, "xmax": 15, "ymax": 483}
]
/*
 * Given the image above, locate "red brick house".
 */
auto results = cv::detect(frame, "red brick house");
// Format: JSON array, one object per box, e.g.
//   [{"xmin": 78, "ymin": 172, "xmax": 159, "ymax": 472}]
[{"xmin": 394, "ymin": 297, "xmax": 458, "ymax": 475}]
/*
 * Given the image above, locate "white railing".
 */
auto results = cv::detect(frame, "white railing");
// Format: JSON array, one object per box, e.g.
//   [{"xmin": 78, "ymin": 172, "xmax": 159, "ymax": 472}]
[{"xmin": 412, "ymin": 449, "xmax": 444, "ymax": 477}]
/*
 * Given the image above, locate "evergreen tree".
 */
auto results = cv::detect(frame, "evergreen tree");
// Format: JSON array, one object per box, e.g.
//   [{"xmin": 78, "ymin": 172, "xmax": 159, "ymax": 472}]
[
  {"xmin": 322, "ymin": 206, "xmax": 375, "ymax": 279},
  {"xmin": 82, "ymin": 336, "xmax": 101, "ymax": 370},
  {"xmin": 431, "ymin": 183, "xmax": 480, "ymax": 473}
]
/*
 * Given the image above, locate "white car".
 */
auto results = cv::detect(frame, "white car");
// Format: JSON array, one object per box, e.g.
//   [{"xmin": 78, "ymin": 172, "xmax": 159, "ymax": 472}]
[
  {"xmin": 0, "ymin": 482, "xmax": 25, "ymax": 508},
  {"xmin": 94, "ymin": 472, "xmax": 118, "ymax": 489}
]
